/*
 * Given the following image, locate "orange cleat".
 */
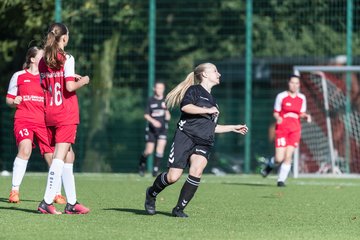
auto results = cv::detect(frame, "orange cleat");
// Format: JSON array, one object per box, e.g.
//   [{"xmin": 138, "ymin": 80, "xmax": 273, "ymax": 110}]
[
  {"xmin": 8, "ymin": 190, "xmax": 20, "ymax": 203},
  {"xmin": 54, "ymin": 194, "xmax": 67, "ymax": 204}
]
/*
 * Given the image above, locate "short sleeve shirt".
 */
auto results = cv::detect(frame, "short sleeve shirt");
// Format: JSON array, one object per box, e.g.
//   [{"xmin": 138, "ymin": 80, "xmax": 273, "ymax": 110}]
[
  {"xmin": 39, "ymin": 54, "xmax": 79, "ymax": 126},
  {"xmin": 7, "ymin": 70, "xmax": 45, "ymax": 125},
  {"xmin": 178, "ymin": 85, "xmax": 218, "ymax": 146}
]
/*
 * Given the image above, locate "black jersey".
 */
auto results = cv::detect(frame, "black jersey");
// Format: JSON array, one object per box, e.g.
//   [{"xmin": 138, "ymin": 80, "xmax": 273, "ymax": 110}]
[
  {"xmin": 145, "ymin": 96, "xmax": 168, "ymax": 130},
  {"xmin": 178, "ymin": 85, "xmax": 218, "ymax": 146}
]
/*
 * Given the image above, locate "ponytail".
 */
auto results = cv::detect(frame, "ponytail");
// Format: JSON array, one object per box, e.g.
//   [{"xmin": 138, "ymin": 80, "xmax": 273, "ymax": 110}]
[
  {"xmin": 165, "ymin": 62, "xmax": 214, "ymax": 109},
  {"xmin": 43, "ymin": 23, "xmax": 68, "ymax": 69},
  {"xmin": 165, "ymin": 72, "xmax": 196, "ymax": 109}
]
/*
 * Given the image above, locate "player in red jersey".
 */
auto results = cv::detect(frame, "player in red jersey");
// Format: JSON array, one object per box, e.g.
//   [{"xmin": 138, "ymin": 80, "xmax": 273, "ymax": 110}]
[
  {"xmin": 37, "ymin": 23, "xmax": 90, "ymax": 214},
  {"xmin": 6, "ymin": 46, "xmax": 67, "ymax": 204},
  {"xmin": 261, "ymin": 75, "xmax": 311, "ymax": 187}
]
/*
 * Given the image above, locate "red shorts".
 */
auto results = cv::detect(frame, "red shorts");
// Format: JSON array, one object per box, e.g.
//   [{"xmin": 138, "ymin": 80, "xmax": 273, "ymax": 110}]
[
  {"xmin": 275, "ymin": 128, "xmax": 301, "ymax": 148},
  {"xmin": 14, "ymin": 121, "xmax": 54, "ymax": 155},
  {"xmin": 47, "ymin": 125, "xmax": 78, "ymax": 146}
]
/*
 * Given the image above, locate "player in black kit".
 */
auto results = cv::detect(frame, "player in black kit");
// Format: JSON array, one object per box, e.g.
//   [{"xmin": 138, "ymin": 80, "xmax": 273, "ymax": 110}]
[
  {"xmin": 139, "ymin": 82, "xmax": 171, "ymax": 177},
  {"xmin": 144, "ymin": 63, "xmax": 248, "ymax": 218}
]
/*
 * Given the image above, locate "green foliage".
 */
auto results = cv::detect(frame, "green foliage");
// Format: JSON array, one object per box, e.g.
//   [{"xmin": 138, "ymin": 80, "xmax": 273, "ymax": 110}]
[
  {"xmin": 0, "ymin": 0, "xmax": 358, "ymax": 172},
  {"xmin": 0, "ymin": 0, "xmax": 53, "ymax": 71}
]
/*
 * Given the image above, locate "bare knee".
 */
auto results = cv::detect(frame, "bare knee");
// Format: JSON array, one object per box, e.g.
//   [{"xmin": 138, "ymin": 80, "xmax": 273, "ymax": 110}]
[
  {"xmin": 18, "ymin": 148, "xmax": 32, "ymax": 160},
  {"xmin": 189, "ymin": 168, "xmax": 203, "ymax": 178},
  {"xmin": 274, "ymin": 156, "xmax": 284, "ymax": 164},
  {"xmin": 167, "ymin": 172, "xmax": 181, "ymax": 184}
]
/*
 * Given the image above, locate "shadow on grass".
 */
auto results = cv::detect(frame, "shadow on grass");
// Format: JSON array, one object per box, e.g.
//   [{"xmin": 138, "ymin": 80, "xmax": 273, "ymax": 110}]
[
  {"xmin": 0, "ymin": 197, "xmax": 38, "ymax": 203},
  {"xmin": 221, "ymin": 182, "xmax": 272, "ymax": 187},
  {"xmin": 0, "ymin": 206, "xmax": 39, "ymax": 214},
  {"xmin": 103, "ymin": 208, "xmax": 172, "ymax": 217}
]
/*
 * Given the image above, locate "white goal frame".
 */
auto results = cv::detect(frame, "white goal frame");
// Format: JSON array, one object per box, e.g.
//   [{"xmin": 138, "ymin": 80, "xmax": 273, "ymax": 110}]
[{"xmin": 292, "ymin": 66, "xmax": 360, "ymax": 178}]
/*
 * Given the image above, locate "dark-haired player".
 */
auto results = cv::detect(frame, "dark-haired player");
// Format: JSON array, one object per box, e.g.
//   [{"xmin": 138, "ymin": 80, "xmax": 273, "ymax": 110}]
[
  {"xmin": 6, "ymin": 46, "xmax": 66, "ymax": 204},
  {"xmin": 261, "ymin": 75, "xmax": 311, "ymax": 186},
  {"xmin": 139, "ymin": 82, "xmax": 171, "ymax": 177}
]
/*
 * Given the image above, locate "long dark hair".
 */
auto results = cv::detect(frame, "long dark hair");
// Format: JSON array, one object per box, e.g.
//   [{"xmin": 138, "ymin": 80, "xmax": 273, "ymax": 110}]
[
  {"xmin": 43, "ymin": 23, "xmax": 68, "ymax": 69},
  {"xmin": 23, "ymin": 46, "xmax": 41, "ymax": 69}
]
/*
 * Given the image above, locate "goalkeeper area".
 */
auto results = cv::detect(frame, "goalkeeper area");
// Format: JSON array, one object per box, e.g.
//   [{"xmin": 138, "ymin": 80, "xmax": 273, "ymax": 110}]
[
  {"xmin": 294, "ymin": 66, "xmax": 360, "ymax": 178},
  {"xmin": 0, "ymin": 173, "xmax": 359, "ymax": 239}
]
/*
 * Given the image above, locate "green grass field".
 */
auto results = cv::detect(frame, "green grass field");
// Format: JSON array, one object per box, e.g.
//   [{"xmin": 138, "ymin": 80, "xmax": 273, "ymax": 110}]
[{"xmin": 0, "ymin": 173, "xmax": 359, "ymax": 240}]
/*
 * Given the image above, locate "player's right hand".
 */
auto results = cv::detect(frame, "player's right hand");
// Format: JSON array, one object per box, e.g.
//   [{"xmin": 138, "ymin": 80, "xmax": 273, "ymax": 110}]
[
  {"xmin": 207, "ymin": 106, "xmax": 219, "ymax": 115},
  {"xmin": 14, "ymin": 96, "xmax": 22, "ymax": 105},
  {"xmin": 81, "ymin": 76, "xmax": 90, "ymax": 85},
  {"xmin": 152, "ymin": 120, "xmax": 162, "ymax": 128}
]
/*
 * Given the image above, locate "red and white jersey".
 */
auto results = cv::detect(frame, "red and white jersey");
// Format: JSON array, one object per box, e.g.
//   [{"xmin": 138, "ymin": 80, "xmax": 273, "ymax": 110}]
[
  {"xmin": 274, "ymin": 91, "xmax": 306, "ymax": 131},
  {"xmin": 39, "ymin": 54, "xmax": 79, "ymax": 126},
  {"xmin": 7, "ymin": 70, "xmax": 45, "ymax": 125}
]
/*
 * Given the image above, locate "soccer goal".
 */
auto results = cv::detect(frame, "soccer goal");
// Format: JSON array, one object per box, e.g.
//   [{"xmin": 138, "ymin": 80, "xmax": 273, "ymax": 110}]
[{"xmin": 292, "ymin": 66, "xmax": 360, "ymax": 178}]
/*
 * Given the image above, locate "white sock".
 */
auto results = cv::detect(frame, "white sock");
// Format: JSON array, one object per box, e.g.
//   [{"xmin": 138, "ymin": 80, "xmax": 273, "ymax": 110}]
[
  {"xmin": 12, "ymin": 157, "xmax": 28, "ymax": 191},
  {"xmin": 56, "ymin": 177, "xmax": 62, "ymax": 195},
  {"xmin": 278, "ymin": 163, "xmax": 291, "ymax": 182},
  {"xmin": 43, "ymin": 158, "xmax": 64, "ymax": 204},
  {"xmin": 62, "ymin": 163, "xmax": 77, "ymax": 205}
]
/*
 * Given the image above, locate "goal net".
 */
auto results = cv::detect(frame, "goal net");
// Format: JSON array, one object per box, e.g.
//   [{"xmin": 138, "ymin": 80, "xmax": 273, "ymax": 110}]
[{"xmin": 293, "ymin": 66, "xmax": 360, "ymax": 178}]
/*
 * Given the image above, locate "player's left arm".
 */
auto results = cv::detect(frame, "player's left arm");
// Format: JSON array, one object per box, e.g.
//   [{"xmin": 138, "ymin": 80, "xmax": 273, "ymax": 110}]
[
  {"xmin": 6, "ymin": 96, "xmax": 22, "ymax": 108},
  {"xmin": 66, "ymin": 75, "xmax": 90, "ymax": 92},
  {"xmin": 299, "ymin": 95, "xmax": 311, "ymax": 123},
  {"xmin": 215, "ymin": 124, "xmax": 248, "ymax": 134},
  {"xmin": 63, "ymin": 55, "xmax": 90, "ymax": 92}
]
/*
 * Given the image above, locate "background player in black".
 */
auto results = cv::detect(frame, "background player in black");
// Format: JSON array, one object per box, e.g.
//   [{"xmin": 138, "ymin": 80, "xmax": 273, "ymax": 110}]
[
  {"xmin": 139, "ymin": 82, "xmax": 171, "ymax": 177},
  {"xmin": 144, "ymin": 63, "xmax": 248, "ymax": 217}
]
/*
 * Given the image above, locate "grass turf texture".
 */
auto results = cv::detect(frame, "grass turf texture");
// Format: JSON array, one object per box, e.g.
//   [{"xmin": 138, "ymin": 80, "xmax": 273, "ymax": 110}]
[{"xmin": 0, "ymin": 174, "xmax": 359, "ymax": 240}]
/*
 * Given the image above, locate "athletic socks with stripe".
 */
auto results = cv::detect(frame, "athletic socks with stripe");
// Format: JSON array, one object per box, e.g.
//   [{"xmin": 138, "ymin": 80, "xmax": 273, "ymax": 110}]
[
  {"xmin": 148, "ymin": 172, "xmax": 172, "ymax": 197},
  {"xmin": 176, "ymin": 175, "xmax": 200, "ymax": 210}
]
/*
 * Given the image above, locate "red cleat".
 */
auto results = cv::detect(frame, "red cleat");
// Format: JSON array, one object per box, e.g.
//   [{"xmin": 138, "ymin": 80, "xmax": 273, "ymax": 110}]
[
  {"xmin": 38, "ymin": 200, "xmax": 62, "ymax": 214},
  {"xmin": 54, "ymin": 194, "xmax": 67, "ymax": 204},
  {"xmin": 64, "ymin": 202, "xmax": 90, "ymax": 214},
  {"xmin": 9, "ymin": 190, "xmax": 20, "ymax": 203}
]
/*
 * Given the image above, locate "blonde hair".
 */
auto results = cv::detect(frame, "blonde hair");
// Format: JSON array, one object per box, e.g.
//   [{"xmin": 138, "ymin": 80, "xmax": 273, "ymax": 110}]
[{"xmin": 165, "ymin": 63, "xmax": 214, "ymax": 108}]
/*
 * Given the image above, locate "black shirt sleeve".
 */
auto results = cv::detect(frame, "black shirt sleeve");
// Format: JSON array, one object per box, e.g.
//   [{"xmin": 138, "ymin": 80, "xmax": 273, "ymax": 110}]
[{"xmin": 180, "ymin": 87, "xmax": 197, "ymax": 108}]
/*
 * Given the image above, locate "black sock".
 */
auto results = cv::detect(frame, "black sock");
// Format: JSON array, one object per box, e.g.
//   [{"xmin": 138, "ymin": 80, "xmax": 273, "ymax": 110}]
[
  {"xmin": 139, "ymin": 154, "xmax": 147, "ymax": 167},
  {"xmin": 176, "ymin": 175, "xmax": 201, "ymax": 210},
  {"xmin": 148, "ymin": 172, "xmax": 171, "ymax": 197},
  {"xmin": 264, "ymin": 164, "xmax": 273, "ymax": 174},
  {"xmin": 153, "ymin": 153, "xmax": 162, "ymax": 170}
]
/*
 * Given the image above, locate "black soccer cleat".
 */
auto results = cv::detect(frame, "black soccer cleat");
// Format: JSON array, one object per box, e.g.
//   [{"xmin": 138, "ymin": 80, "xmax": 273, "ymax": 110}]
[
  {"xmin": 152, "ymin": 167, "xmax": 159, "ymax": 177},
  {"xmin": 277, "ymin": 181, "xmax": 286, "ymax": 187},
  {"xmin": 172, "ymin": 206, "xmax": 188, "ymax": 218},
  {"xmin": 144, "ymin": 187, "xmax": 156, "ymax": 215},
  {"xmin": 260, "ymin": 165, "xmax": 273, "ymax": 178}
]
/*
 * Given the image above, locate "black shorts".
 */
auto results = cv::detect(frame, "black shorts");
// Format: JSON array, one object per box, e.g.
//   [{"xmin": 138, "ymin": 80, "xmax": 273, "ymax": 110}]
[
  {"xmin": 145, "ymin": 127, "xmax": 168, "ymax": 143},
  {"xmin": 167, "ymin": 129, "xmax": 212, "ymax": 169}
]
